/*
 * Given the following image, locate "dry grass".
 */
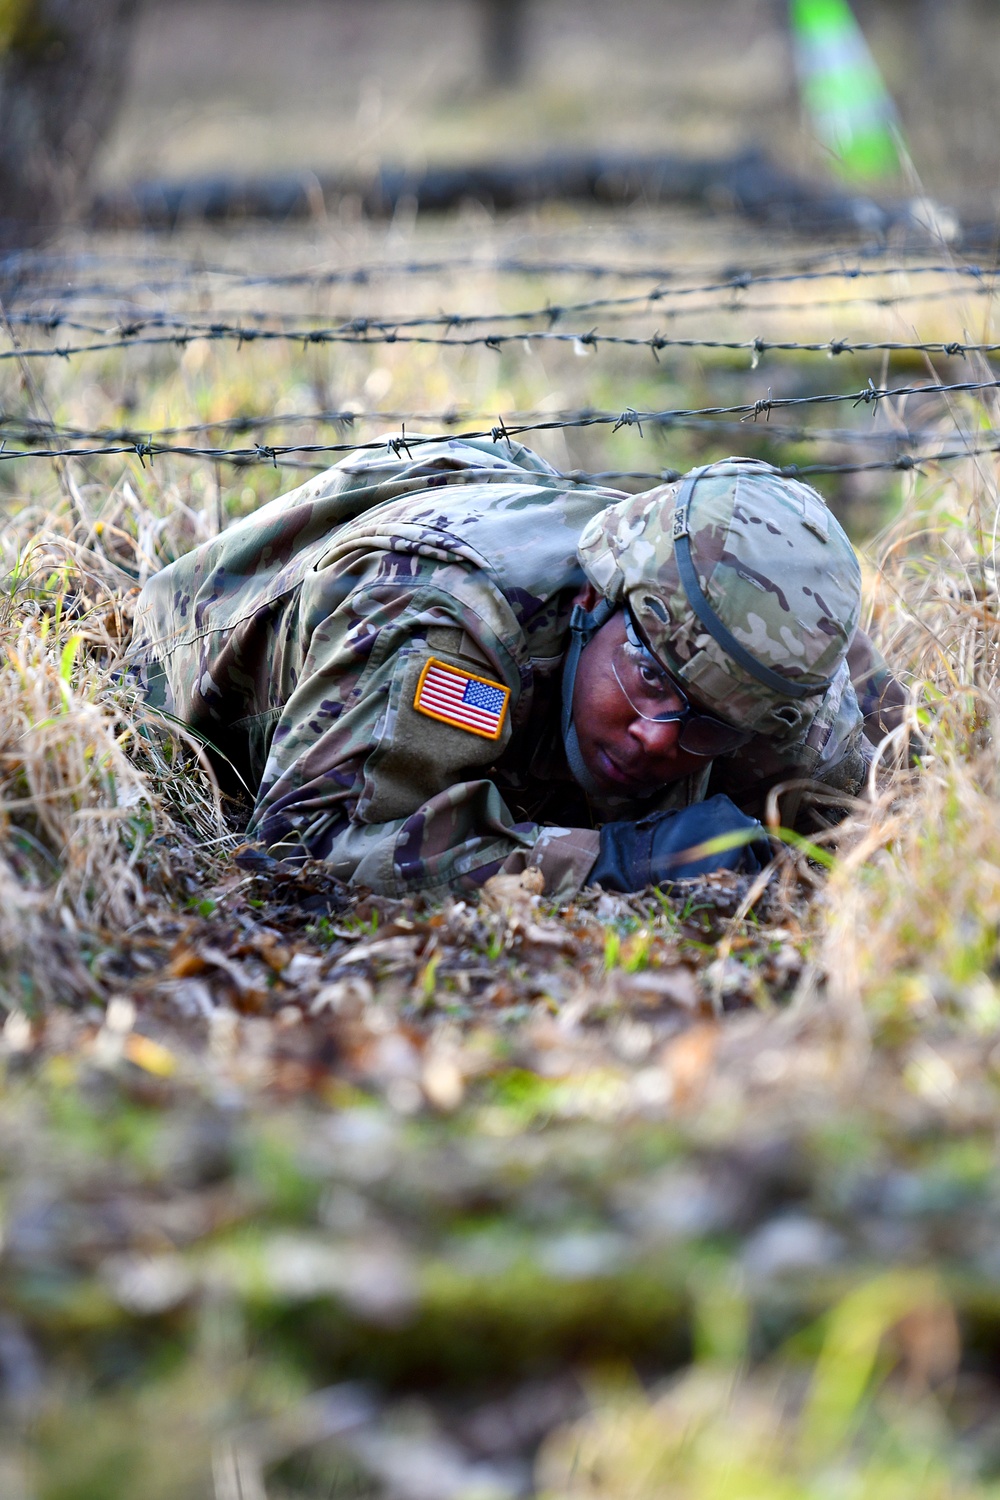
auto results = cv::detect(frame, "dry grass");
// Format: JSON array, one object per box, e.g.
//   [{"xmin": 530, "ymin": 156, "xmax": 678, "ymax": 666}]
[
  {"xmin": 818, "ymin": 440, "xmax": 1000, "ymax": 1052},
  {"xmin": 0, "ymin": 499, "xmax": 228, "ymax": 1005}
]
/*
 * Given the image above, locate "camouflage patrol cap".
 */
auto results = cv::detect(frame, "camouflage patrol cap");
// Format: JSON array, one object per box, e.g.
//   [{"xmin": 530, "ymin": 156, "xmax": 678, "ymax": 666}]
[{"xmin": 576, "ymin": 458, "xmax": 862, "ymax": 738}]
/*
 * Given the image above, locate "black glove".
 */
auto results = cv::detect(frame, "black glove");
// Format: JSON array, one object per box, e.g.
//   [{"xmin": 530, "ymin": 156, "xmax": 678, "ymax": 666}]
[{"xmin": 587, "ymin": 794, "xmax": 769, "ymax": 892}]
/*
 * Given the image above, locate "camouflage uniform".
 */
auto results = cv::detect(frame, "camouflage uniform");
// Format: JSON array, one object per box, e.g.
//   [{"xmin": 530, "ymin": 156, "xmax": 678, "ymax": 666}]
[{"xmin": 125, "ymin": 437, "xmax": 899, "ymax": 897}]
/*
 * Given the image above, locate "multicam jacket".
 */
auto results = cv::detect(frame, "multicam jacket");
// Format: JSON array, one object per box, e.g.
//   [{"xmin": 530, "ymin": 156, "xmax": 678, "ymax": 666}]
[{"xmin": 125, "ymin": 438, "xmax": 897, "ymax": 897}]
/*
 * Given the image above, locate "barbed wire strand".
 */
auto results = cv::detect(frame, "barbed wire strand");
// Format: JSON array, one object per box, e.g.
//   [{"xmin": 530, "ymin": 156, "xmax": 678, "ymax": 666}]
[
  {"xmin": 0, "ymin": 408, "xmax": 990, "ymax": 450},
  {"xmin": 0, "ymin": 412, "xmax": 961, "ymax": 445},
  {"xmin": 12, "ymin": 278, "xmax": 1000, "ymax": 333},
  {"xmin": 6, "ymin": 249, "xmax": 999, "ymax": 307},
  {"xmin": 2, "ymin": 376, "xmax": 999, "ymax": 474},
  {"xmin": 5, "ymin": 323, "xmax": 1000, "ymax": 364},
  {"xmin": 9, "ymin": 261, "xmax": 1000, "ymax": 338}
]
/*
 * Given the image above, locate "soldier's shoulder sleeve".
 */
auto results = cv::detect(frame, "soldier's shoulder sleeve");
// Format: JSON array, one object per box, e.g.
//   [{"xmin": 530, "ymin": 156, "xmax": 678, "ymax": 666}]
[
  {"xmin": 247, "ymin": 575, "xmax": 599, "ymax": 898},
  {"xmin": 358, "ymin": 621, "xmax": 518, "ymax": 826},
  {"xmin": 346, "ymin": 616, "xmax": 603, "ymax": 897}
]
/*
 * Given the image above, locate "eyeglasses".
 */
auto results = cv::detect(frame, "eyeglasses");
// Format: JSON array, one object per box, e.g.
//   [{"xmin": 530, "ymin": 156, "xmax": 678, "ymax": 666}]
[{"xmin": 610, "ymin": 611, "xmax": 753, "ymax": 757}]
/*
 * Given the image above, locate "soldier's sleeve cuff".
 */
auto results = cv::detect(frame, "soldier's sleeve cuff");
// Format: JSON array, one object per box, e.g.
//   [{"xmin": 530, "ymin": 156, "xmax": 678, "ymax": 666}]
[{"xmin": 500, "ymin": 826, "xmax": 602, "ymax": 900}]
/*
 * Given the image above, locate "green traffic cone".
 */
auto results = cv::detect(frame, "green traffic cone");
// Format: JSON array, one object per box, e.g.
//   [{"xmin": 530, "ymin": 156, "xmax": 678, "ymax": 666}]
[{"xmin": 790, "ymin": 0, "xmax": 903, "ymax": 182}]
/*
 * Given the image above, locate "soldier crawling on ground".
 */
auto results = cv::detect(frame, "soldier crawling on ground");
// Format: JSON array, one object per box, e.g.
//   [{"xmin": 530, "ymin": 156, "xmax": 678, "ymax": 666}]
[{"xmin": 124, "ymin": 438, "xmax": 906, "ymax": 898}]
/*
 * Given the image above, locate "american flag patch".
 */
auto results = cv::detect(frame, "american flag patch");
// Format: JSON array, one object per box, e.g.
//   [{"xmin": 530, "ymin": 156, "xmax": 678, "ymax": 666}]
[{"xmin": 413, "ymin": 658, "xmax": 510, "ymax": 740}]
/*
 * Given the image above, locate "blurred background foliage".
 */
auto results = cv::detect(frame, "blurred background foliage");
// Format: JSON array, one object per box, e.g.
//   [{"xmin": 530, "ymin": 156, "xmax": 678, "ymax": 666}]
[
  {"xmin": 6, "ymin": 1, "xmax": 1000, "ymax": 246},
  {"xmin": 89, "ymin": 0, "xmax": 1000, "ymax": 204}
]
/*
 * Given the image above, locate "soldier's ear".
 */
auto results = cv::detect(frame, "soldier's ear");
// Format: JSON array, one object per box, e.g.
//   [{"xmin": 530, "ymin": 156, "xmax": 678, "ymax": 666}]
[{"xmin": 572, "ymin": 582, "xmax": 603, "ymax": 610}]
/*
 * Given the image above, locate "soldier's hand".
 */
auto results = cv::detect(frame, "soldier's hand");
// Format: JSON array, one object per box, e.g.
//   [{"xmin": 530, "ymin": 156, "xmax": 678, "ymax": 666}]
[{"xmin": 587, "ymin": 794, "xmax": 769, "ymax": 892}]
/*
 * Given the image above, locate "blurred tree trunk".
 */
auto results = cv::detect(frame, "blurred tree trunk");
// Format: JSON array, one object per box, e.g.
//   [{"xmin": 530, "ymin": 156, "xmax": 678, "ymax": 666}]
[
  {"xmin": 0, "ymin": 0, "xmax": 138, "ymax": 251},
  {"xmin": 480, "ymin": 0, "xmax": 528, "ymax": 88}
]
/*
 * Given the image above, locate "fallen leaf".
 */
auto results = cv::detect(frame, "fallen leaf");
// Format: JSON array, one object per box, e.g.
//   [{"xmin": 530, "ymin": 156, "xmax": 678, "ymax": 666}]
[
  {"xmin": 422, "ymin": 1054, "xmax": 465, "ymax": 1112},
  {"xmin": 167, "ymin": 945, "xmax": 208, "ymax": 979},
  {"xmin": 124, "ymin": 1033, "xmax": 177, "ymax": 1078},
  {"xmin": 663, "ymin": 1023, "xmax": 719, "ymax": 1106},
  {"xmin": 283, "ymin": 952, "xmax": 324, "ymax": 986},
  {"xmin": 520, "ymin": 921, "xmax": 577, "ymax": 956},
  {"xmin": 616, "ymin": 966, "xmax": 701, "ymax": 1011},
  {"xmin": 481, "ymin": 868, "xmax": 545, "ymax": 917},
  {"xmin": 311, "ymin": 976, "xmax": 374, "ymax": 1015},
  {"xmin": 342, "ymin": 936, "xmax": 424, "ymax": 968}
]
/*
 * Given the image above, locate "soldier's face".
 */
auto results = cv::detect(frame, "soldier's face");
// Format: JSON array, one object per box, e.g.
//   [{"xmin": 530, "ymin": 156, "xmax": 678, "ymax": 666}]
[{"xmin": 571, "ymin": 590, "xmax": 708, "ymax": 795}]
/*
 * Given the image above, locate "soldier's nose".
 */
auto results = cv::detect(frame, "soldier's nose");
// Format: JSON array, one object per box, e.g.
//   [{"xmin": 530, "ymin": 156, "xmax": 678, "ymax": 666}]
[{"xmin": 628, "ymin": 715, "xmax": 682, "ymax": 757}]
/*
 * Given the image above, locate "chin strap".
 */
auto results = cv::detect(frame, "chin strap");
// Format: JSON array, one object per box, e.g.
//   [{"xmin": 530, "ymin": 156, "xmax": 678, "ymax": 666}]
[{"xmin": 561, "ymin": 596, "xmax": 615, "ymax": 795}]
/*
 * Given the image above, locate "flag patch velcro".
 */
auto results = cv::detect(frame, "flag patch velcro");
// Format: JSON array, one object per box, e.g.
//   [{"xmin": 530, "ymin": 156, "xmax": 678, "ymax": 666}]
[{"xmin": 413, "ymin": 658, "xmax": 510, "ymax": 740}]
